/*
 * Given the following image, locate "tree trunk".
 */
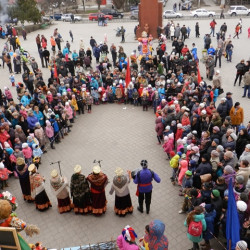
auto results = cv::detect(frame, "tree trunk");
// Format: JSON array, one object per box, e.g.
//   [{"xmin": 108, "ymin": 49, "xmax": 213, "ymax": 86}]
[{"xmin": 82, "ymin": 0, "xmax": 85, "ymax": 12}]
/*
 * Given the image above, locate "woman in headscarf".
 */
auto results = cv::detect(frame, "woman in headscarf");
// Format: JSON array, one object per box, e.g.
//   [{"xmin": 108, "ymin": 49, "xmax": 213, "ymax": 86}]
[
  {"xmin": 50, "ymin": 169, "xmax": 72, "ymax": 214},
  {"xmin": 70, "ymin": 164, "xmax": 92, "ymax": 214},
  {"xmin": 29, "ymin": 164, "xmax": 52, "ymax": 211},
  {"xmin": 15, "ymin": 157, "xmax": 34, "ymax": 202},
  {"xmin": 109, "ymin": 167, "xmax": 133, "ymax": 217},
  {"xmin": 143, "ymin": 219, "xmax": 169, "ymax": 250},
  {"xmin": 87, "ymin": 165, "xmax": 108, "ymax": 216}
]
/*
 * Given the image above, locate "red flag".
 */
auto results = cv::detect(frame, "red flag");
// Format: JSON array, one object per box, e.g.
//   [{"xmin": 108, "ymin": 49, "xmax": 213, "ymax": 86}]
[
  {"xmin": 197, "ymin": 63, "xmax": 202, "ymax": 84},
  {"xmin": 54, "ymin": 63, "xmax": 58, "ymax": 79},
  {"xmin": 125, "ymin": 57, "xmax": 130, "ymax": 88}
]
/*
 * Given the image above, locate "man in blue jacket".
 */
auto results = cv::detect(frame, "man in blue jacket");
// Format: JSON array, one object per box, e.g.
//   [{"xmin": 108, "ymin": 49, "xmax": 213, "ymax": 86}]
[{"xmin": 134, "ymin": 160, "xmax": 161, "ymax": 214}]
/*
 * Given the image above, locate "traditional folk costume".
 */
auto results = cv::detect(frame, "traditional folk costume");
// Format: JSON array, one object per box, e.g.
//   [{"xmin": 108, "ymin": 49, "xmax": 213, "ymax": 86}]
[
  {"xmin": 109, "ymin": 167, "xmax": 133, "ymax": 216},
  {"xmin": 70, "ymin": 165, "xmax": 92, "ymax": 214},
  {"xmin": 50, "ymin": 169, "xmax": 72, "ymax": 214},
  {"xmin": 15, "ymin": 157, "xmax": 34, "ymax": 202},
  {"xmin": 29, "ymin": 164, "xmax": 52, "ymax": 211},
  {"xmin": 87, "ymin": 165, "xmax": 108, "ymax": 215}
]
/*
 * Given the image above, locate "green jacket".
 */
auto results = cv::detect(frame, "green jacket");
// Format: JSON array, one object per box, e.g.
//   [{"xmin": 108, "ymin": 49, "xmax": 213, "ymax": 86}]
[{"xmin": 184, "ymin": 214, "xmax": 207, "ymax": 243}]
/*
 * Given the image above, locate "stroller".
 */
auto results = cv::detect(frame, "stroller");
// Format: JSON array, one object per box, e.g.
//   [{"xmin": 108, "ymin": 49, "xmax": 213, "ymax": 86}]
[{"xmin": 114, "ymin": 27, "xmax": 122, "ymax": 37}]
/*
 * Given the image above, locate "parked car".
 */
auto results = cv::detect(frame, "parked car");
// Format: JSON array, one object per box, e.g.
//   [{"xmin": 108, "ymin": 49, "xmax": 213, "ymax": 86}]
[
  {"xmin": 101, "ymin": 9, "xmax": 124, "ymax": 18},
  {"xmin": 42, "ymin": 16, "xmax": 51, "ymax": 22},
  {"xmin": 61, "ymin": 13, "xmax": 82, "ymax": 22},
  {"xmin": 6, "ymin": 18, "xmax": 18, "ymax": 25},
  {"xmin": 163, "ymin": 10, "xmax": 183, "ymax": 18},
  {"xmin": 88, "ymin": 13, "xmax": 113, "ymax": 21},
  {"xmin": 130, "ymin": 10, "xmax": 139, "ymax": 19},
  {"xmin": 228, "ymin": 5, "xmax": 250, "ymax": 16},
  {"xmin": 190, "ymin": 9, "xmax": 215, "ymax": 17},
  {"xmin": 130, "ymin": 5, "xmax": 138, "ymax": 11},
  {"xmin": 50, "ymin": 13, "xmax": 62, "ymax": 21}
]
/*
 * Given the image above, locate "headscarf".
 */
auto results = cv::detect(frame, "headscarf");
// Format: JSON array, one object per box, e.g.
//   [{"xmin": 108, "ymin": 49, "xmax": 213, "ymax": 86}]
[
  {"xmin": 122, "ymin": 225, "xmax": 137, "ymax": 242},
  {"xmin": 144, "ymin": 220, "xmax": 168, "ymax": 250}
]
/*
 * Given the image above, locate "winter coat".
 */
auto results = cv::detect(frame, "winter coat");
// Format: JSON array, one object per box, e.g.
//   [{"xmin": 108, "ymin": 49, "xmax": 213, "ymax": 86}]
[
  {"xmin": 236, "ymin": 167, "xmax": 250, "ymax": 186},
  {"xmin": 178, "ymin": 160, "xmax": 188, "ymax": 185},
  {"xmin": 170, "ymin": 155, "xmax": 180, "ymax": 168},
  {"xmin": 203, "ymin": 210, "xmax": 216, "ymax": 241},
  {"xmin": 14, "ymin": 130, "xmax": 27, "ymax": 143},
  {"xmin": 116, "ymin": 235, "xmax": 139, "ymax": 250},
  {"xmin": 155, "ymin": 117, "xmax": 164, "ymax": 137},
  {"xmin": 34, "ymin": 127, "xmax": 46, "ymax": 147},
  {"xmin": 236, "ymin": 134, "xmax": 249, "ymax": 158},
  {"xmin": 45, "ymin": 125, "xmax": 54, "ymax": 138},
  {"xmin": 162, "ymin": 139, "xmax": 174, "ymax": 154},
  {"xmin": 33, "ymin": 110, "xmax": 44, "ymax": 126},
  {"xmin": 230, "ymin": 107, "xmax": 244, "ymax": 126},
  {"xmin": 22, "ymin": 147, "xmax": 32, "ymax": 159},
  {"xmin": 184, "ymin": 214, "xmax": 207, "ymax": 243},
  {"xmin": 27, "ymin": 115, "xmax": 39, "ymax": 130},
  {"xmin": 217, "ymin": 102, "xmax": 228, "ymax": 119},
  {"xmin": 195, "ymin": 162, "xmax": 212, "ymax": 176}
]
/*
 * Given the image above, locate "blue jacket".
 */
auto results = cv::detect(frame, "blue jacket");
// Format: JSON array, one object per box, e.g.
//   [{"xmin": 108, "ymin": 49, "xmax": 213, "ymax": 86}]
[
  {"xmin": 213, "ymin": 88, "xmax": 219, "ymax": 103},
  {"xmin": 94, "ymin": 47, "xmax": 101, "ymax": 58},
  {"xmin": 90, "ymin": 78, "xmax": 99, "ymax": 90},
  {"xmin": 27, "ymin": 115, "xmax": 39, "ymax": 129},
  {"xmin": 134, "ymin": 168, "xmax": 161, "ymax": 193},
  {"xmin": 33, "ymin": 111, "xmax": 44, "ymax": 126},
  {"xmin": 63, "ymin": 47, "xmax": 69, "ymax": 56},
  {"xmin": 207, "ymin": 47, "xmax": 215, "ymax": 55},
  {"xmin": 203, "ymin": 210, "xmax": 216, "ymax": 240},
  {"xmin": 21, "ymin": 95, "xmax": 32, "ymax": 107},
  {"xmin": 50, "ymin": 118, "xmax": 59, "ymax": 133},
  {"xmin": 59, "ymin": 86, "xmax": 67, "ymax": 95},
  {"xmin": 72, "ymin": 52, "xmax": 78, "ymax": 61}
]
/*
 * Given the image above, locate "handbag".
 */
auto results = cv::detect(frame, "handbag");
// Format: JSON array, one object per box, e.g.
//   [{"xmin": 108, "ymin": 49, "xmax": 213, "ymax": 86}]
[{"xmin": 218, "ymin": 88, "xmax": 224, "ymax": 95}]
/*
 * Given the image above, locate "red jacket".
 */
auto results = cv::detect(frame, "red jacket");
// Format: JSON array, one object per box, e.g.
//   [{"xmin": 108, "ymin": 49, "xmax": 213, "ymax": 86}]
[{"xmin": 0, "ymin": 168, "xmax": 12, "ymax": 180}]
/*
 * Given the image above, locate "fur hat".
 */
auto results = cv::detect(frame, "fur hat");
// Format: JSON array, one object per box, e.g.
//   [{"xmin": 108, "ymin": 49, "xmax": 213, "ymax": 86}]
[
  {"xmin": 211, "ymin": 150, "xmax": 219, "ymax": 157},
  {"xmin": 216, "ymin": 145, "xmax": 224, "ymax": 152},
  {"xmin": 140, "ymin": 160, "xmax": 148, "ymax": 169},
  {"xmin": 93, "ymin": 165, "xmax": 101, "ymax": 174},
  {"xmin": 224, "ymin": 151, "xmax": 233, "ymax": 159},
  {"xmin": 74, "ymin": 165, "xmax": 81, "ymax": 173},
  {"xmin": 236, "ymin": 201, "xmax": 247, "ymax": 212},
  {"xmin": 236, "ymin": 241, "xmax": 248, "ymax": 250}
]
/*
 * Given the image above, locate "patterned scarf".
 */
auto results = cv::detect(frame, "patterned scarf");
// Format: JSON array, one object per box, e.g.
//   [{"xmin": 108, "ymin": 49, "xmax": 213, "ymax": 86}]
[
  {"xmin": 70, "ymin": 173, "xmax": 89, "ymax": 199},
  {"xmin": 29, "ymin": 173, "xmax": 43, "ymax": 192},
  {"xmin": 88, "ymin": 172, "xmax": 106, "ymax": 186},
  {"xmin": 50, "ymin": 176, "xmax": 63, "ymax": 191}
]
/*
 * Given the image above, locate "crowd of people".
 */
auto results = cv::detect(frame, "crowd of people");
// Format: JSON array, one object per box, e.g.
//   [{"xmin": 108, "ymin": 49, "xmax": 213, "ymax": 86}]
[{"xmin": 0, "ymin": 14, "xmax": 249, "ymax": 250}]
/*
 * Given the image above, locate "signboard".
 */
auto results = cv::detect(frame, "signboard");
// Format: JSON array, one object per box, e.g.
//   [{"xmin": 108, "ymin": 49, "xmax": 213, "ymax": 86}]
[{"xmin": 0, "ymin": 227, "xmax": 21, "ymax": 250}]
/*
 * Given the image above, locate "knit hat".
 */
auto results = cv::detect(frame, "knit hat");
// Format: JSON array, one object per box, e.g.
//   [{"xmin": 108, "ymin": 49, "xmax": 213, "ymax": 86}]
[
  {"xmin": 236, "ymin": 241, "xmax": 248, "ymax": 250},
  {"xmin": 35, "ymin": 122, "xmax": 40, "ymax": 127},
  {"xmin": 181, "ymin": 154, "xmax": 186, "ymax": 159},
  {"xmin": 192, "ymin": 146, "xmax": 199, "ymax": 153},
  {"xmin": 22, "ymin": 143, "xmax": 28, "ymax": 148},
  {"xmin": 230, "ymin": 133, "xmax": 237, "ymax": 141},
  {"xmin": 213, "ymin": 138, "xmax": 219, "ymax": 145},
  {"xmin": 216, "ymin": 145, "xmax": 224, "ymax": 152},
  {"xmin": 170, "ymin": 151, "xmax": 175, "ymax": 158},
  {"xmin": 165, "ymin": 125, "xmax": 170, "ymax": 130},
  {"xmin": 236, "ymin": 175, "xmax": 245, "ymax": 184},
  {"xmin": 224, "ymin": 151, "xmax": 233, "ymax": 159},
  {"xmin": 121, "ymin": 225, "xmax": 137, "ymax": 242},
  {"xmin": 185, "ymin": 170, "xmax": 192, "ymax": 176},
  {"xmin": 4, "ymin": 142, "xmax": 10, "ymax": 148},
  {"xmin": 246, "ymin": 144, "xmax": 250, "ymax": 150},
  {"xmin": 0, "ymin": 162, "xmax": 4, "ymax": 169},
  {"xmin": 224, "ymin": 165, "xmax": 234, "ymax": 174},
  {"xmin": 177, "ymin": 151, "xmax": 182, "ymax": 157},
  {"xmin": 213, "ymin": 126, "xmax": 220, "ymax": 132},
  {"xmin": 140, "ymin": 160, "xmax": 148, "ymax": 169},
  {"xmin": 212, "ymin": 189, "xmax": 220, "ymax": 198},
  {"xmin": 236, "ymin": 201, "xmax": 247, "ymax": 212},
  {"xmin": 177, "ymin": 123, "xmax": 182, "ymax": 128},
  {"xmin": 211, "ymin": 150, "xmax": 219, "ymax": 157}
]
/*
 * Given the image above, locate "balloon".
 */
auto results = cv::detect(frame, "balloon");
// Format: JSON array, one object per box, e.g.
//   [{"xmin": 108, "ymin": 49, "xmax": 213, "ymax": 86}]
[
  {"xmin": 9, "ymin": 52, "xmax": 13, "ymax": 56},
  {"xmin": 13, "ymin": 53, "xmax": 17, "ymax": 57}
]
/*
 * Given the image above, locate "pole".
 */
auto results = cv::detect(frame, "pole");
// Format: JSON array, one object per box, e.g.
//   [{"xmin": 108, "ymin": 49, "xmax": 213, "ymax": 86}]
[
  {"xmin": 58, "ymin": 161, "xmax": 62, "ymax": 176},
  {"xmin": 229, "ymin": 239, "xmax": 231, "ymax": 250}
]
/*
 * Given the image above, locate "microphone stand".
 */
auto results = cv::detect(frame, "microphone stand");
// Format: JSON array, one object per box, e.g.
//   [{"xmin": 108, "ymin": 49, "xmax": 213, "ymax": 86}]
[{"xmin": 50, "ymin": 161, "xmax": 62, "ymax": 176}]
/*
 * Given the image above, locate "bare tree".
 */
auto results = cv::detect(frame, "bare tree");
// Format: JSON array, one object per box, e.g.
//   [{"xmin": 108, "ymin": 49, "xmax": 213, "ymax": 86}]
[{"xmin": 96, "ymin": 0, "xmax": 102, "ymax": 10}]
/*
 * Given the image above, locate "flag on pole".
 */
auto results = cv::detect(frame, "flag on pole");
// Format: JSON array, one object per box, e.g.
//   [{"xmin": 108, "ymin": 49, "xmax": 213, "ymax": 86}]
[
  {"xmin": 54, "ymin": 63, "xmax": 58, "ymax": 79},
  {"xmin": 197, "ymin": 63, "xmax": 202, "ymax": 84},
  {"xmin": 125, "ymin": 57, "xmax": 130, "ymax": 88},
  {"xmin": 226, "ymin": 178, "xmax": 240, "ymax": 250}
]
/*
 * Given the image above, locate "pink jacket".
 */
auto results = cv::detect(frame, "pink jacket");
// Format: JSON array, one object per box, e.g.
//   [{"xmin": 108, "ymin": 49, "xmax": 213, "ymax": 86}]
[
  {"xmin": 5, "ymin": 90, "xmax": 13, "ymax": 100},
  {"xmin": 45, "ymin": 125, "xmax": 54, "ymax": 138},
  {"xmin": 0, "ymin": 168, "xmax": 12, "ymax": 180},
  {"xmin": 65, "ymin": 106, "xmax": 73, "ymax": 120},
  {"xmin": 22, "ymin": 147, "xmax": 32, "ymax": 159},
  {"xmin": 177, "ymin": 144, "xmax": 184, "ymax": 152},
  {"xmin": 162, "ymin": 139, "xmax": 174, "ymax": 154},
  {"xmin": 116, "ymin": 235, "xmax": 139, "ymax": 250},
  {"xmin": 178, "ymin": 160, "xmax": 188, "ymax": 185}
]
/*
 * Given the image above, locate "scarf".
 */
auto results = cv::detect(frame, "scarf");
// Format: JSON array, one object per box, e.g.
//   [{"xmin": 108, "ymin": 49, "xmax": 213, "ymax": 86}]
[
  {"xmin": 87, "ymin": 172, "xmax": 107, "ymax": 187},
  {"xmin": 30, "ymin": 172, "xmax": 43, "ymax": 192},
  {"xmin": 70, "ymin": 173, "xmax": 89, "ymax": 199}
]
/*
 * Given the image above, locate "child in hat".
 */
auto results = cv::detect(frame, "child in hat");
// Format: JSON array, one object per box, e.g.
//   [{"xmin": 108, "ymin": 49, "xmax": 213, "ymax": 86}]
[
  {"xmin": 162, "ymin": 134, "xmax": 174, "ymax": 159},
  {"xmin": 22, "ymin": 143, "xmax": 32, "ymax": 165},
  {"xmin": 85, "ymin": 92, "xmax": 93, "ymax": 113},
  {"xmin": 179, "ymin": 170, "xmax": 193, "ymax": 196},
  {"xmin": 9, "ymin": 73, "xmax": 15, "ymax": 87},
  {"xmin": 170, "ymin": 151, "xmax": 180, "ymax": 185},
  {"xmin": 4, "ymin": 87, "xmax": 13, "ymax": 101},
  {"xmin": 0, "ymin": 161, "xmax": 12, "ymax": 189},
  {"xmin": 178, "ymin": 154, "xmax": 188, "ymax": 186}
]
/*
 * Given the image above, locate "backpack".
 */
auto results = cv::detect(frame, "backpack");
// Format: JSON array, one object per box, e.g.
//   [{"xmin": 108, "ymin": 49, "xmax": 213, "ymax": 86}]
[{"xmin": 188, "ymin": 221, "xmax": 202, "ymax": 237}]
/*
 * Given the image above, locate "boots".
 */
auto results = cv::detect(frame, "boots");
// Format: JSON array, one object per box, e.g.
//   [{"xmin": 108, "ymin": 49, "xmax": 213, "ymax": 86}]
[{"xmin": 137, "ymin": 206, "xmax": 143, "ymax": 213}]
